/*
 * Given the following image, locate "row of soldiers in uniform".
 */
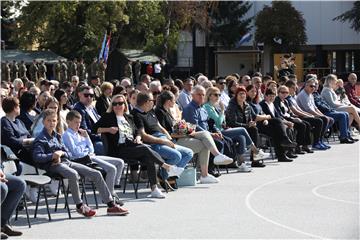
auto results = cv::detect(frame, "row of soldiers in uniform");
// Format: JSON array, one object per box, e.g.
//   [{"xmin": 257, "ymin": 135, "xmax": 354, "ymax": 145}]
[
  {"xmin": 1, "ymin": 58, "xmax": 106, "ymax": 84},
  {"xmin": 1, "ymin": 60, "xmax": 47, "ymax": 82}
]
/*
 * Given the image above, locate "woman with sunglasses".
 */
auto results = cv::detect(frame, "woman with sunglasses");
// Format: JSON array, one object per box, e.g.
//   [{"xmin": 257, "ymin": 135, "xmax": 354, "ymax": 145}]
[{"xmin": 93, "ymin": 94, "xmax": 180, "ymax": 198}]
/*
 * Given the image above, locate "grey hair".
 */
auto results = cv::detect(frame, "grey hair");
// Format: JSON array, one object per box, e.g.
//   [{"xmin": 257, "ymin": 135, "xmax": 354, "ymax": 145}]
[
  {"xmin": 149, "ymin": 80, "xmax": 161, "ymax": 89},
  {"xmin": 191, "ymin": 85, "xmax": 206, "ymax": 94}
]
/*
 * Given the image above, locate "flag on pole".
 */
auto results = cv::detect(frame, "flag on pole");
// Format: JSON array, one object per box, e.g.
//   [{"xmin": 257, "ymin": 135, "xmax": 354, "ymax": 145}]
[
  {"xmin": 98, "ymin": 31, "xmax": 107, "ymax": 62},
  {"xmin": 103, "ymin": 32, "xmax": 111, "ymax": 63},
  {"xmin": 235, "ymin": 32, "xmax": 252, "ymax": 48}
]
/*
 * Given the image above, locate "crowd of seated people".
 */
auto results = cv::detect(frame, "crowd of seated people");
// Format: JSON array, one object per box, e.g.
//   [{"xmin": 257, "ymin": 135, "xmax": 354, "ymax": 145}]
[{"xmin": 1, "ymin": 70, "xmax": 359, "ymax": 239}]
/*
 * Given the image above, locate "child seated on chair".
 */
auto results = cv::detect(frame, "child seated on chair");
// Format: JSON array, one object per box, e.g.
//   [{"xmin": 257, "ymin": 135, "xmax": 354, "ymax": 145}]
[
  {"xmin": 32, "ymin": 109, "xmax": 129, "ymax": 217},
  {"xmin": 62, "ymin": 110, "xmax": 125, "ymax": 203}
]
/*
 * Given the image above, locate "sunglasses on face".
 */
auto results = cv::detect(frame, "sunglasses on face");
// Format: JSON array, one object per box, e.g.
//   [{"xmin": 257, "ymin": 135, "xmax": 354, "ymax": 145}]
[
  {"xmin": 309, "ymin": 85, "xmax": 316, "ymax": 88},
  {"xmin": 112, "ymin": 101, "xmax": 125, "ymax": 107},
  {"xmin": 212, "ymin": 93, "xmax": 221, "ymax": 97},
  {"xmin": 218, "ymin": 82, "xmax": 226, "ymax": 85},
  {"xmin": 280, "ymin": 91, "xmax": 289, "ymax": 94},
  {"xmin": 83, "ymin": 93, "xmax": 94, "ymax": 98}
]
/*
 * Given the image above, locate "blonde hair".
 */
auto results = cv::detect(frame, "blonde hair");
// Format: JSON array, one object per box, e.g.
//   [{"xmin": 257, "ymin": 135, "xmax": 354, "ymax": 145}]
[
  {"xmin": 205, "ymin": 86, "xmax": 220, "ymax": 103},
  {"xmin": 324, "ymin": 74, "xmax": 337, "ymax": 88},
  {"xmin": 107, "ymin": 94, "xmax": 128, "ymax": 113},
  {"xmin": 100, "ymin": 82, "xmax": 113, "ymax": 93},
  {"xmin": 277, "ymin": 85, "xmax": 289, "ymax": 94}
]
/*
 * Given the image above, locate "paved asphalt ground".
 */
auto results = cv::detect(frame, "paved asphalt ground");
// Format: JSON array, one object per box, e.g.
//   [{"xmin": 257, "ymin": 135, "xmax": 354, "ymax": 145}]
[{"xmin": 13, "ymin": 137, "xmax": 359, "ymax": 239}]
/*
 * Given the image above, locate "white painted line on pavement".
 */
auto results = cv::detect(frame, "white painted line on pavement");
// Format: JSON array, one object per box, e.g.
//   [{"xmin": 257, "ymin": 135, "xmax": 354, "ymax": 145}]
[
  {"xmin": 312, "ymin": 179, "xmax": 359, "ymax": 205},
  {"xmin": 245, "ymin": 164, "xmax": 356, "ymax": 239}
]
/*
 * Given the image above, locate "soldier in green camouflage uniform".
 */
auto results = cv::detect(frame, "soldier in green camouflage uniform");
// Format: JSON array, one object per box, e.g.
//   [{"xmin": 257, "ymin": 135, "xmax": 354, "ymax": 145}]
[
  {"xmin": 38, "ymin": 60, "xmax": 47, "ymax": 79},
  {"xmin": 69, "ymin": 58, "xmax": 78, "ymax": 79},
  {"xmin": 29, "ymin": 60, "xmax": 39, "ymax": 82},
  {"xmin": 88, "ymin": 58, "xmax": 99, "ymax": 80},
  {"xmin": 60, "ymin": 60, "xmax": 68, "ymax": 83},
  {"xmin": 53, "ymin": 60, "xmax": 61, "ymax": 81},
  {"xmin": 18, "ymin": 60, "xmax": 27, "ymax": 79},
  {"xmin": 11, "ymin": 60, "xmax": 19, "ymax": 80},
  {"xmin": 98, "ymin": 58, "xmax": 106, "ymax": 82},
  {"xmin": 77, "ymin": 58, "xmax": 86, "ymax": 82}
]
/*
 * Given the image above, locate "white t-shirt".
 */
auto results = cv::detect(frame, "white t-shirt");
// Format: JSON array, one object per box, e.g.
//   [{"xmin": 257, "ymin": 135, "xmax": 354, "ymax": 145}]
[{"xmin": 116, "ymin": 115, "xmax": 133, "ymax": 144}]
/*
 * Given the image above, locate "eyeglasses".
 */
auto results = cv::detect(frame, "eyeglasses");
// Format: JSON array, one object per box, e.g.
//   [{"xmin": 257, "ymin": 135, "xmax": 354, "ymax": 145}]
[
  {"xmin": 83, "ymin": 93, "xmax": 94, "ymax": 98},
  {"xmin": 112, "ymin": 101, "xmax": 125, "ymax": 107},
  {"xmin": 218, "ymin": 82, "xmax": 226, "ymax": 85},
  {"xmin": 196, "ymin": 93, "xmax": 205, "ymax": 97},
  {"xmin": 309, "ymin": 85, "xmax": 316, "ymax": 88},
  {"xmin": 212, "ymin": 93, "xmax": 221, "ymax": 97},
  {"xmin": 280, "ymin": 91, "xmax": 289, "ymax": 94}
]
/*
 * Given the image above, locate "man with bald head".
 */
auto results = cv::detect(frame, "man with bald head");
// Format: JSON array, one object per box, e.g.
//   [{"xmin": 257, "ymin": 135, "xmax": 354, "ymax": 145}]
[{"xmin": 344, "ymin": 73, "xmax": 360, "ymax": 108}]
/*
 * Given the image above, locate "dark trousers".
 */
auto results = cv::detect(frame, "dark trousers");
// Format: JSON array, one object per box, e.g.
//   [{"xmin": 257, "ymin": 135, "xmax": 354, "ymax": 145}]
[
  {"xmin": 114, "ymin": 143, "xmax": 164, "ymax": 186},
  {"xmin": 286, "ymin": 117, "xmax": 312, "ymax": 146},
  {"xmin": 301, "ymin": 117, "xmax": 323, "ymax": 143},
  {"xmin": 257, "ymin": 118, "xmax": 288, "ymax": 159},
  {"xmin": 246, "ymin": 126, "xmax": 259, "ymax": 147},
  {"xmin": 1, "ymin": 174, "xmax": 26, "ymax": 226}
]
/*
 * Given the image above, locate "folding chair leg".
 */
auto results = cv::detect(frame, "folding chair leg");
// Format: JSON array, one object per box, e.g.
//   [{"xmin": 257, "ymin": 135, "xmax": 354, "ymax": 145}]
[
  {"xmin": 23, "ymin": 195, "xmax": 31, "ymax": 228},
  {"xmin": 134, "ymin": 168, "xmax": 141, "ymax": 199},
  {"xmin": 91, "ymin": 182, "xmax": 98, "ymax": 209},
  {"xmin": 42, "ymin": 186, "xmax": 52, "ymax": 221},
  {"xmin": 55, "ymin": 180, "xmax": 61, "ymax": 212},
  {"xmin": 80, "ymin": 178, "xmax": 88, "ymax": 205},
  {"xmin": 61, "ymin": 179, "xmax": 71, "ymax": 219},
  {"xmin": 34, "ymin": 186, "xmax": 41, "ymax": 218},
  {"xmin": 123, "ymin": 164, "xmax": 130, "ymax": 194}
]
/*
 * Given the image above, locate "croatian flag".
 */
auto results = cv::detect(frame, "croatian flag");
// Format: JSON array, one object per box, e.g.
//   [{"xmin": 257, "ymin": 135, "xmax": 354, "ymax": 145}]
[
  {"xmin": 103, "ymin": 33, "xmax": 111, "ymax": 63},
  {"xmin": 235, "ymin": 32, "xmax": 252, "ymax": 48},
  {"xmin": 98, "ymin": 32, "xmax": 107, "ymax": 61}
]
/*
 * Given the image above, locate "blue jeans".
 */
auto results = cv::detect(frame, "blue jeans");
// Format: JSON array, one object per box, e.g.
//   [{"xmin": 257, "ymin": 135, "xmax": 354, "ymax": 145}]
[
  {"xmin": 94, "ymin": 141, "xmax": 105, "ymax": 155},
  {"xmin": 222, "ymin": 127, "xmax": 253, "ymax": 155},
  {"xmin": 151, "ymin": 132, "xmax": 193, "ymax": 179},
  {"xmin": 325, "ymin": 111, "xmax": 350, "ymax": 138},
  {"xmin": 1, "ymin": 174, "xmax": 26, "ymax": 226}
]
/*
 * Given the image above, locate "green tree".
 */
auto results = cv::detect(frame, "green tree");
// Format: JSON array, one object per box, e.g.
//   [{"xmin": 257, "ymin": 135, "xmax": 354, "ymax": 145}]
[
  {"xmin": 12, "ymin": 1, "xmax": 128, "ymax": 60},
  {"xmin": 209, "ymin": 1, "xmax": 252, "ymax": 48},
  {"xmin": 333, "ymin": 1, "xmax": 360, "ymax": 32},
  {"xmin": 255, "ymin": 1, "xmax": 307, "ymax": 52}
]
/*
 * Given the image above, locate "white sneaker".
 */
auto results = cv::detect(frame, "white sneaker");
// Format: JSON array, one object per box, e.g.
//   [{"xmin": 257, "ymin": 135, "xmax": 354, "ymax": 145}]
[
  {"xmin": 237, "ymin": 162, "xmax": 252, "ymax": 172},
  {"xmin": 150, "ymin": 187, "xmax": 166, "ymax": 199},
  {"xmin": 167, "ymin": 166, "xmax": 184, "ymax": 177},
  {"xmin": 48, "ymin": 180, "xmax": 60, "ymax": 196},
  {"xmin": 214, "ymin": 154, "xmax": 233, "ymax": 165},
  {"xmin": 253, "ymin": 149, "xmax": 271, "ymax": 161},
  {"xmin": 199, "ymin": 175, "xmax": 219, "ymax": 184}
]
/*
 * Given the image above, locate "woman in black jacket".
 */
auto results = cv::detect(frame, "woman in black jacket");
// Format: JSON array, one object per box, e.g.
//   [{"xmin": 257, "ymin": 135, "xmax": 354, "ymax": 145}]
[
  {"xmin": 95, "ymin": 82, "xmax": 113, "ymax": 117},
  {"xmin": 93, "ymin": 94, "xmax": 178, "ymax": 199},
  {"xmin": 225, "ymin": 87, "xmax": 271, "ymax": 167}
]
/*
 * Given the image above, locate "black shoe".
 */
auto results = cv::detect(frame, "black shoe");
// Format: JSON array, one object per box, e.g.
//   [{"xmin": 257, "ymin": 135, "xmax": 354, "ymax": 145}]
[
  {"xmin": 209, "ymin": 171, "xmax": 221, "ymax": 178},
  {"xmin": 280, "ymin": 139, "xmax": 297, "ymax": 148},
  {"xmin": 295, "ymin": 147, "xmax": 306, "ymax": 154},
  {"xmin": 340, "ymin": 138, "xmax": 355, "ymax": 144},
  {"xmin": 1, "ymin": 233, "xmax": 8, "ymax": 240},
  {"xmin": 159, "ymin": 179, "xmax": 175, "ymax": 192},
  {"xmin": 113, "ymin": 196, "xmax": 124, "ymax": 206},
  {"xmin": 348, "ymin": 137, "xmax": 359, "ymax": 142},
  {"xmin": 251, "ymin": 160, "xmax": 266, "ymax": 168},
  {"xmin": 302, "ymin": 146, "xmax": 314, "ymax": 153},
  {"xmin": 278, "ymin": 156, "xmax": 293, "ymax": 162},
  {"xmin": 1, "ymin": 225, "xmax": 22, "ymax": 237},
  {"xmin": 114, "ymin": 184, "xmax": 122, "ymax": 189},
  {"xmin": 286, "ymin": 152, "xmax": 298, "ymax": 158}
]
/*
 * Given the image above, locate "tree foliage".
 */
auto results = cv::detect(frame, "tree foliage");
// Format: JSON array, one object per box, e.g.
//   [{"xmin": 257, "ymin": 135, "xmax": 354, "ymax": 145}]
[
  {"xmin": 255, "ymin": 1, "xmax": 307, "ymax": 52},
  {"xmin": 333, "ymin": 1, "xmax": 360, "ymax": 32},
  {"xmin": 209, "ymin": 1, "xmax": 252, "ymax": 48},
  {"xmin": 12, "ymin": 1, "xmax": 128, "ymax": 60}
]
